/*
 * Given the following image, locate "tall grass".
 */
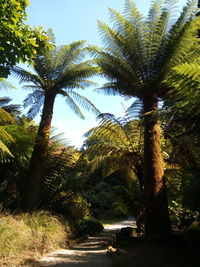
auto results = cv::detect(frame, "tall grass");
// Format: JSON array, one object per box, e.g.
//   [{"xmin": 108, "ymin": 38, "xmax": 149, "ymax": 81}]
[{"xmin": 0, "ymin": 211, "xmax": 70, "ymax": 266}]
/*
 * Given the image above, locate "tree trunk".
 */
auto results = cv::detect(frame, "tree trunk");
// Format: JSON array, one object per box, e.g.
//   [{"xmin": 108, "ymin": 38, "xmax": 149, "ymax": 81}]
[
  {"xmin": 22, "ymin": 91, "xmax": 56, "ymax": 211},
  {"xmin": 134, "ymin": 165, "xmax": 144, "ymax": 234},
  {"xmin": 143, "ymin": 95, "xmax": 171, "ymax": 241}
]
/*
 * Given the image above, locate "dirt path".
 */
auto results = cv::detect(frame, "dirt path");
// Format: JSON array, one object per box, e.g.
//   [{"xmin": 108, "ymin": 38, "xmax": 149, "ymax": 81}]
[{"xmin": 33, "ymin": 218, "xmax": 135, "ymax": 267}]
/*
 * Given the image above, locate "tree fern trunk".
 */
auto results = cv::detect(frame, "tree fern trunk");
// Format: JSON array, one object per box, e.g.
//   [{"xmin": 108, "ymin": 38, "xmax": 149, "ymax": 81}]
[
  {"xmin": 22, "ymin": 91, "xmax": 56, "ymax": 211},
  {"xmin": 143, "ymin": 95, "xmax": 171, "ymax": 241}
]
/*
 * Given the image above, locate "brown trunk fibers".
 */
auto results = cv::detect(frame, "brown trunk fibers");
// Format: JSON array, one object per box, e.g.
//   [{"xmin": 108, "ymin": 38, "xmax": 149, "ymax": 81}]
[
  {"xmin": 143, "ymin": 95, "xmax": 171, "ymax": 241},
  {"xmin": 22, "ymin": 91, "xmax": 56, "ymax": 211}
]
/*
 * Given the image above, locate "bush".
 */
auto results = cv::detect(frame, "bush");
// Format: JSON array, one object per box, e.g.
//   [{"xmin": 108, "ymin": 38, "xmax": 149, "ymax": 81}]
[
  {"xmin": 169, "ymin": 201, "xmax": 199, "ymax": 231},
  {"xmin": 0, "ymin": 211, "xmax": 70, "ymax": 266},
  {"xmin": 52, "ymin": 191, "xmax": 91, "ymax": 221},
  {"xmin": 75, "ymin": 218, "xmax": 104, "ymax": 236}
]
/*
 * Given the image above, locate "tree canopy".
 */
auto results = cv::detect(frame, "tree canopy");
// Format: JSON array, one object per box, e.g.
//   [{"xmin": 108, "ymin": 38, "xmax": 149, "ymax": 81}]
[{"xmin": 0, "ymin": 0, "xmax": 49, "ymax": 77}]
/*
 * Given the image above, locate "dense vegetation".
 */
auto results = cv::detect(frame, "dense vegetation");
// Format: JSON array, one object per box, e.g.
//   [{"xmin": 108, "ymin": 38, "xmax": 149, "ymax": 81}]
[{"xmin": 0, "ymin": 0, "xmax": 200, "ymax": 266}]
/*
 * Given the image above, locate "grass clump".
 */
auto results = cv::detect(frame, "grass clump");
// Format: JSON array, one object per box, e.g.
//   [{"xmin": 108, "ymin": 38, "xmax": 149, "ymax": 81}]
[
  {"xmin": 0, "ymin": 214, "xmax": 31, "ymax": 266},
  {"xmin": 0, "ymin": 211, "xmax": 70, "ymax": 266}
]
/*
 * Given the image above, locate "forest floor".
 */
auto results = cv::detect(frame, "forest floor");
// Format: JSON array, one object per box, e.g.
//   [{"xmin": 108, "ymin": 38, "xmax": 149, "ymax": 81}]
[
  {"xmin": 28, "ymin": 218, "xmax": 135, "ymax": 267},
  {"xmin": 27, "ymin": 218, "xmax": 199, "ymax": 267}
]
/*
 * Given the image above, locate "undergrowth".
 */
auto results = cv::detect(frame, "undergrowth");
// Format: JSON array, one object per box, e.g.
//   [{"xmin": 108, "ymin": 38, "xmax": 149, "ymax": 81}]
[{"xmin": 0, "ymin": 211, "xmax": 71, "ymax": 266}]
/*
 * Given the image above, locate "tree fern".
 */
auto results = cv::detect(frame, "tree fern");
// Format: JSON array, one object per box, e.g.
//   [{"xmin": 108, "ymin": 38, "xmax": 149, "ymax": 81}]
[
  {"xmin": 90, "ymin": 0, "xmax": 199, "ymax": 240},
  {"xmin": 11, "ymin": 33, "xmax": 99, "ymax": 210},
  {"xmin": 83, "ymin": 108, "xmax": 144, "ymax": 185}
]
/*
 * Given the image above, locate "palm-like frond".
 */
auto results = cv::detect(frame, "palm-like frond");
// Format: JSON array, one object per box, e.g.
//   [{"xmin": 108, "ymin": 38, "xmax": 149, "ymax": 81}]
[
  {"xmin": 0, "ymin": 140, "xmax": 13, "ymax": 156},
  {"xmin": 113, "ymin": 180, "xmax": 140, "ymax": 217},
  {"xmin": 164, "ymin": 60, "xmax": 200, "ymax": 109},
  {"xmin": 0, "ymin": 108, "xmax": 14, "ymax": 124},
  {"xmin": 0, "ymin": 78, "xmax": 15, "ymax": 90},
  {"xmin": 0, "ymin": 110, "xmax": 14, "ymax": 156},
  {"xmin": 59, "ymin": 90, "xmax": 85, "ymax": 119},
  {"xmin": 0, "ymin": 97, "xmax": 20, "ymax": 115},
  {"xmin": 171, "ymin": 61, "xmax": 200, "ymax": 90},
  {"xmin": 83, "ymin": 107, "xmax": 143, "ymax": 178},
  {"xmin": 23, "ymin": 90, "xmax": 44, "ymax": 118},
  {"xmin": 68, "ymin": 91, "xmax": 100, "ymax": 115},
  {"xmin": 162, "ymin": 58, "xmax": 200, "ymax": 168},
  {"xmin": 58, "ymin": 89, "xmax": 100, "ymax": 118},
  {"xmin": 11, "ymin": 67, "xmax": 43, "ymax": 87},
  {"xmin": 91, "ymin": 0, "xmax": 199, "ymax": 98},
  {"xmin": 12, "ymin": 37, "xmax": 99, "ymax": 119}
]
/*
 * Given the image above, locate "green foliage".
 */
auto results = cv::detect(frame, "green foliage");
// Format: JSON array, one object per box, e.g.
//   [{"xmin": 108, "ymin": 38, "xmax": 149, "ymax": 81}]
[
  {"xmin": 83, "ymin": 111, "xmax": 143, "ymax": 182},
  {"xmin": 42, "ymin": 140, "xmax": 80, "ymax": 206},
  {"xmin": 164, "ymin": 60, "xmax": 200, "ymax": 119},
  {"xmin": 166, "ymin": 169, "xmax": 200, "ymax": 212},
  {"xmin": 83, "ymin": 180, "xmax": 117, "ymax": 219},
  {"xmin": 0, "ymin": 211, "xmax": 69, "ymax": 266},
  {"xmin": 90, "ymin": 0, "xmax": 199, "ymax": 100},
  {"xmin": 163, "ymin": 60, "xmax": 200, "ymax": 163},
  {"xmin": 0, "ymin": 96, "xmax": 20, "ymax": 116},
  {"xmin": 52, "ymin": 191, "xmax": 91, "ymax": 221},
  {"xmin": 12, "ymin": 38, "xmax": 99, "ymax": 119},
  {"xmin": 113, "ymin": 178, "xmax": 140, "ymax": 217},
  {"xmin": 82, "ymin": 110, "xmax": 143, "ymax": 220},
  {"xmin": 0, "ymin": 96, "xmax": 16, "ymax": 158},
  {"xmin": 11, "ymin": 34, "xmax": 100, "ymax": 211},
  {"xmin": 0, "ymin": 0, "xmax": 49, "ymax": 77},
  {"xmin": 169, "ymin": 201, "xmax": 199, "ymax": 231},
  {"xmin": 88, "ymin": 1, "xmax": 200, "ymax": 239},
  {"xmin": 0, "ymin": 82, "xmax": 20, "ymax": 158},
  {"xmin": 0, "ymin": 116, "xmax": 37, "ymax": 209}
]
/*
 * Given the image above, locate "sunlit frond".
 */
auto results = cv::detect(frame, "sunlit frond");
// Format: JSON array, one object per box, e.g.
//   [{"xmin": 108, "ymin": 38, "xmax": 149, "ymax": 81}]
[
  {"xmin": 0, "ymin": 78, "xmax": 15, "ymax": 90},
  {"xmin": 0, "ymin": 108, "xmax": 14, "ymax": 124},
  {"xmin": 11, "ymin": 35, "xmax": 98, "ymax": 121},
  {"xmin": 92, "ymin": 0, "xmax": 199, "ymax": 99},
  {"xmin": 83, "ymin": 108, "xmax": 144, "ymax": 178}
]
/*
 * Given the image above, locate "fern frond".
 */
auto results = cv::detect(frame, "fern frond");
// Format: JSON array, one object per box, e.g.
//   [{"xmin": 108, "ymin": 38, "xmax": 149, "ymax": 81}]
[
  {"xmin": 83, "ymin": 108, "xmax": 144, "ymax": 179},
  {"xmin": 0, "ymin": 108, "xmax": 14, "ymax": 123},
  {"xmin": 93, "ymin": 0, "xmax": 198, "ymax": 99},
  {"xmin": 0, "ymin": 78, "xmax": 15, "ymax": 90},
  {"xmin": 59, "ymin": 90, "xmax": 85, "ymax": 119},
  {"xmin": 164, "ymin": 60, "xmax": 200, "ymax": 108},
  {"xmin": 0, "ymin": 140, "xmax": 13, "ymax": 156},
  {"xmin": 68, "ymin": 91, "xmax": 101, "ymax": 116}
]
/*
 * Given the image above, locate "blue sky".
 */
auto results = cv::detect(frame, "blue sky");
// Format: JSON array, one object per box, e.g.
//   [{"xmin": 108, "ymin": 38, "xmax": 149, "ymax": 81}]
[{"xmin": 6, "ymin": 0, "xmax": 188, "ymax": 147}]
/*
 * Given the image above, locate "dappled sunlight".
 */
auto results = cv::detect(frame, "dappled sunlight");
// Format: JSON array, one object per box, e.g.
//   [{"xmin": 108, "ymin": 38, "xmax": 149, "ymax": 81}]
[{"xmin": 36, "ymin": 218, "xmax": 135, "ymax": 266}]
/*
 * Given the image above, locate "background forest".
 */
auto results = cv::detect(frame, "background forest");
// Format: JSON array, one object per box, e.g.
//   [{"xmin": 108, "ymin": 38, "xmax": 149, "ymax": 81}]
[{"xmin": 0, "ymin": 0, "xmax": 200, "ymax": 266}]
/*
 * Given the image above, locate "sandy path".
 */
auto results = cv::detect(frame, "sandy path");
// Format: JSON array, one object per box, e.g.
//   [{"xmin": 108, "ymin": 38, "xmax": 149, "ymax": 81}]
[{"xmin": 34, "ymin": 218, "xmax": 135, "ymax": 267}]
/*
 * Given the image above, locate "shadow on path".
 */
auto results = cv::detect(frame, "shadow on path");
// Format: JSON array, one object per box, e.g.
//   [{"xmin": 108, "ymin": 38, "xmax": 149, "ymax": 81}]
[{"xmin": 31, "ymin": 218, "xmax": 135, "ymax": 267}]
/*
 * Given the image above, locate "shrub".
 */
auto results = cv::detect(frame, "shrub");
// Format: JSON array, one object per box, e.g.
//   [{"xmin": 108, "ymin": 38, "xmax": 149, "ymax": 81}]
[
  {"xmin": 53, "ymin": 191, "xmax": 91, "ymax": 221},
  {"xmin": 169, "ymin": 201, "xmax": 199, "ymax": 231}
]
